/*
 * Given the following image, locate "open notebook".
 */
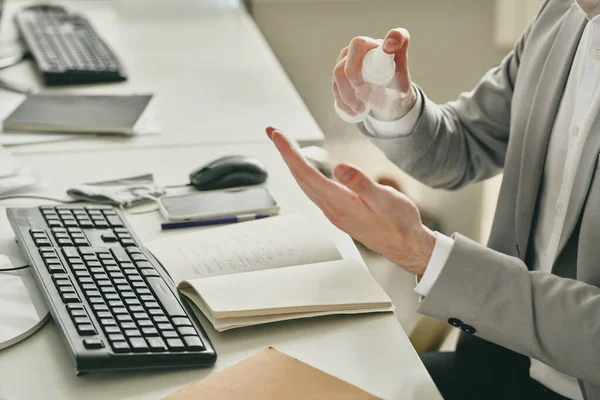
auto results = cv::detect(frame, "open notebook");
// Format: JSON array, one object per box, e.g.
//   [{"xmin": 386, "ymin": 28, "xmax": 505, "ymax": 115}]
[{"xmin": 146, "ymin": 214, "xmax": 394, "ymax": 331}]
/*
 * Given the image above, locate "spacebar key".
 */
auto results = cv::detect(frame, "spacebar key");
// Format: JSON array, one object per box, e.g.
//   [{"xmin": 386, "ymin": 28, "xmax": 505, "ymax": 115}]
[{"xmin": 146, "ymin": 277, "xmax": 187, "ymax": 317}]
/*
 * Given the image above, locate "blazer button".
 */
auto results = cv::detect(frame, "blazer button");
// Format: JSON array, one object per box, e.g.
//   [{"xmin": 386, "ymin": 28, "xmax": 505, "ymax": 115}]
[
  {"xmin": 462, "ymin": 324, "xmax": 476, "ymax": 334},
  {"xmin": 448, "ymin": 318, "xmax": 463, "ymax": 328}
]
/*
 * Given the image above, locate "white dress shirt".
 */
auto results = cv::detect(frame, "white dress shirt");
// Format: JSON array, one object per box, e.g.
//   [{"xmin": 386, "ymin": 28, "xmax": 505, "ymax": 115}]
[{"xmin": 359, "ymin": 4, "xmax": 600, "ymax": 399}]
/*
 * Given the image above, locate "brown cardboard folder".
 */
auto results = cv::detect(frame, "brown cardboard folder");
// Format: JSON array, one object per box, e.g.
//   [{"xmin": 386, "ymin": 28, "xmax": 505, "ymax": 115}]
[{"xmin": 164, "ymin": 347, "xmax": 381, "ymax": 399}]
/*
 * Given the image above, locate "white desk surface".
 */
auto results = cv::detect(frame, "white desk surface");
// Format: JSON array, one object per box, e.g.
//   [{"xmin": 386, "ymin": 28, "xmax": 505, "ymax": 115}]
[
  {"xmin": 0, "ymin": 0, "xmax": 324, "ymax": 155},
  {"xmin": 0, "ymin": 143, "xmax": 441, "ymax": 400}
]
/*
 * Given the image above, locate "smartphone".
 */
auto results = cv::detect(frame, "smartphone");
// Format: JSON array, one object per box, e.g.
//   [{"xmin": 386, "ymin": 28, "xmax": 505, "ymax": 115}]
[{"xmin": 158, "ymin": 187, "xmax": 280, "ymax": 222}]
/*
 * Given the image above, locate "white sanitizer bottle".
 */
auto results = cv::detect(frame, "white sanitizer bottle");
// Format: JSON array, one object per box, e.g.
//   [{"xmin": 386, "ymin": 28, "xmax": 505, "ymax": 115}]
[{"xmin": 335, "ymin": 45, "xmax": 396, "ymax": 123}]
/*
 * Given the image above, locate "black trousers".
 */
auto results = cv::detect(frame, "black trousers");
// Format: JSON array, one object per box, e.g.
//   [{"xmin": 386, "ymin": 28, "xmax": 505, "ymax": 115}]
[{"xmin": 419, "ymin": 334, "xmax": 570, "ymax": 400}]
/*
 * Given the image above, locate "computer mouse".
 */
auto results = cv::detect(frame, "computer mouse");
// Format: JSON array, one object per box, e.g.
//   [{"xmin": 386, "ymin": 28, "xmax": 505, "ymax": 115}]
[{"xmin": 189, "ymin": 155, "xmax": 268, "ymax": 191}]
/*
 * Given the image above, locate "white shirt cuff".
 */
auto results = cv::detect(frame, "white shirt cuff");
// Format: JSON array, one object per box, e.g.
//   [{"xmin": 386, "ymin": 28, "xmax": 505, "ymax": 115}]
[
  {"xmin": 414, "ymin": 232, "xmax": 455, "ymax": 297},
  {"xmin": 363, "ymin": 89, "xmax": 423, "ymax": 137}
]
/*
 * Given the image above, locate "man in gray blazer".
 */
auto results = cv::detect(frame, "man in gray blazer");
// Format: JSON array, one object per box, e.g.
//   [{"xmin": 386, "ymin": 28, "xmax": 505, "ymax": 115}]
[{"xmin": 266, "ymin": 0, "xmax": 600, "ymax": 399}]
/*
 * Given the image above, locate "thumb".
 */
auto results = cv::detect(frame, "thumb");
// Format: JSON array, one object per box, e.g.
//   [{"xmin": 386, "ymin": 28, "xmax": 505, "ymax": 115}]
[
  {"xmin": 333, "ymin": 163, "xmax": 387, "ymax": 208},
  {"xmin": 382, "ymin": 28, "xmax": 412, "ymax": 92}
]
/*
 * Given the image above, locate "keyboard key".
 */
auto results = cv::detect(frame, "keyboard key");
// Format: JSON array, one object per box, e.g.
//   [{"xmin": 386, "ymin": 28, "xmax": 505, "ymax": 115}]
[
  {"xmin": 62, "ymin": 247, "xmax": 79, "ymax": 258},
  {"xmin": 121, "ymin": 239, "xmax": 136, "ymax": 247},
  {"xmin": 124, "ymin": 329, "xmax": 141, "ymax": 337},
  {"xmin": 166, "ymin": 338, "xmax": 185, "ymax": 351},
  {"xmin": 85, "ymin": 290, "xmax": 101, "ymax": 298},
  {"xmin": 83, "ymin": 339, "xmax": 104, "ymax": 349},
  {"xmin": 121, "ymin": 263, "xmax": 136, "ymax": 271},
  {"xmin": 73, "ymin": 238, "xmax": 89, "ymax": 246},
  {"xmin": 177, "ymin": 327, "xmax": 197, "ymax": 336},
  {"xmin": 96, "ymin": 311, "xmax": 112, "ymax": 318},
  {"xmin": 152, "ymin": 316, "xmax": 169, "ymax": 323},
  {"xmin": 148, "ymin": 309, "xmax": 164, "ymax": 316},
  {"xmin": 183, "ymin": 336, "xmax": 204, "ymax": 351},
  {"xmin": 66, "ymin": 303, "xmax": 83, "ymax": 311},
  {"xmin": 147, "ymin": 337, "xmax": 167, "ymax": 351},
  {"xmin": 120, "ymin": 322, "xmax": 137, "ymax": 330},
  {"xmin": 70, "ymin": 309, "xmax": 88, "ymax": 318},
  {"xmin": 77, "ymin": 324, "xmax": 97, "ymax": 336},
  {"xmin": 62, "ymin": 293, "xmax": 80, "ymax": 303},
  {"xmin": 108, "ymin": 334, "xmax": 125, "ymax": 342},
  {"xmin": 111, "ymin": 248, "xmax": 131, "ymax": 263},
  {"xmin": 133, "ymin": 312, "xmax": 149, "ymax": 320},
  {"xmin": 142, "ymin": 327, "xmax": 159, "ymax": 336},
  {"xmin": 162, "ymin": 330, "xmax": 179, "ymax": 339},
  {"xmin": 146, "ymin": 277, "xmax": 187, "ymax": 317},
  {"xmin": 113, "ymin": 307, "xmax": 128, "ymax": 315},
  {"xmin": 141, "ymin": 269, "xmax": 160, "ymax": 278},
  {"xmin": 59, "ymin": 286, "xmax": 75, "ymax": 295},
  {"xmin": 137, "ymin": 319, "xmax": 153, "ymax": 327},
  {"xmin": 100, "ymin": 287, "xmax": 117, "ymax": 294},
  {"xmin": 48, "ymin": 265, "xmax": 66, "ymax": 274},
  {"xmin": 79, "ymin": 220, "xmax": 94, "ymax": 229},
  {"xmin": 109, "ymin": 300, "xmax": 125, "ymax": 307},
  {"xmin": 100, "ymin": 319, "xmax": 117, "ymax": 326},
  {"xmin": 35, "ymin": 239, "xmax": 53, "ymax": 247},
  {"xmin": 145, "ymin": 302, "xmax": 160, "ymax": 309},
  {"xmin": 129, "ymin": 305, "xmax": 144, "ymax": 313},
  {"xmin": 106, "ymin": 215, "xmax": 124, "ymax": 227},
  {"xmin": 97, "ymin": 280, "xmax": 112, "ymax": 287},
  {"xmin": 135, "ymin": 287, "xmax": 151, "ymax": 294},
  {"xmin": 93, "ymin": 304, "xmax": 109, "ymax": 312},
  {"xmin": 125, "ymin": 298, "xmax": 141, "ymax": 306},
  {"xmin": 70, "ymin": 264, "xmax": 87, "ymax": 272},
  {"xmin": 122, "ymin": 292, "xmax": 137, "ymax": 299},
  {"xmin": 101, "ymin": 233, "xmax": 118, "ymax": 243},
  {"xmin": 55, "ymin": 279, "xmax": 72, "ymax": 287},
  {"xmin": 88, "ymin": 297, "xmax": 104, "ymax": 304},
  {"xmin": 135, "ymin": 261, "xmax": 153, "ymax": 270},
  {"xmin": 139, "ymin": 295, "xmax": 154, "ymax": 302},
  {"xmin": 129, "ymin": 338, "xmax": 148, "ymax": 352},
  {"xmin": 104, "ymin": 326, "xmax": 121, "ymax": 334},
  {"xmin": 157, "ymin": 323, "xmax": 173, "ymax": 331},
  {"xmin": 131, "ymin": 254, "xmax": 147, "ymax": 262},
  {"xmin": 74, "ymin": 317, "xmax": 90, "ymax": 324},
  {"xmin": 112, "ymin": 341, "xmax": 131, "ymax": 353},
  {"xmin": 116, "ymin": 314, "xmax": 132, "ymax": 322}
]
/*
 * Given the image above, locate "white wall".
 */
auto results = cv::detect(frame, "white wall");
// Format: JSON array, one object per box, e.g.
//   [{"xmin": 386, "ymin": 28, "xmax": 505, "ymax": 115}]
[{"xmin": 250, "ymin": 0, "xmax": 511, "ymax": 242}]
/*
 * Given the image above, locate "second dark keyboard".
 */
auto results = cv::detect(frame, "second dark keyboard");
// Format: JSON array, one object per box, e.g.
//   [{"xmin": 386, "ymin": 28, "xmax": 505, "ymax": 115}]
[{"xmin": 15, "ymin": 5, "xmax": 127, "ymax": 86}]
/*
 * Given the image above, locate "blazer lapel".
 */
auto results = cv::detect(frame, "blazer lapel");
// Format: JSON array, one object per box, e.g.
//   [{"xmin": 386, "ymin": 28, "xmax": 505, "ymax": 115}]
[{"xmin": 515, "ymin": 4, "xmax": 586, "ymax": 257}]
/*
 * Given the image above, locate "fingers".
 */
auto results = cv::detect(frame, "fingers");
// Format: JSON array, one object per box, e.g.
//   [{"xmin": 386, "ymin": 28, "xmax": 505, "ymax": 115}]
[
  {"xmin": 382, "ymin": 28, "xmax": 411, "ymax": 61},
  {"xmin": 382, "ymin": 28, "xmax": 412, "ymax": 92},
  {"xmin": 336, "ymin": 46, "xmax": 349, "ymax": 63},
  {"xmin": 333, "ymin": 82, "xmax": 357, "ymax": 116},
  {"xmin": 333, "ymin": 163, "xmax": 395, "ymax": 214},
  {"xmin": 345, "ymin": 36, "xmax": 380, "ymax": 87},
  {"xmin": 333, "ymin": 58, "xmax": 364, "ymax": 114},
  {"xmin": 268, "ymin": 129, "xmax": 341, "ymax": 195}
]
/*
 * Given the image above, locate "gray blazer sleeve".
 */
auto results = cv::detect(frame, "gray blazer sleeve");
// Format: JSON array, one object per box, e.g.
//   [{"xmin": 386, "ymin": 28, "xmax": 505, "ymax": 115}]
[
  {"xmin": 417, "ymin": 233, "xmax": 600, "ymax": 384},
  {"xmin": 360, "ymin": 12, "xmax": 538, "ymax": 190}
]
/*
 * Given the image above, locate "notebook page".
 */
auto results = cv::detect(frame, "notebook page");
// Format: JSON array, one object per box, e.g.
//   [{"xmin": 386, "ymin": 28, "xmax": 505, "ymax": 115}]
[
  {"xmin": 181, "ymin": 260, "xmax": 392, "ymax": 319},
  {"xmin": 146, "ymin": 214, "xmax": 342, "ymax": 284}
]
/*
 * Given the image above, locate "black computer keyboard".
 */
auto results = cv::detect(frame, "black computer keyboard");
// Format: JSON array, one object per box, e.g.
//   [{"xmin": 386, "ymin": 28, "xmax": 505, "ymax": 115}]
[
  {"xmin": 15, "ymin": 5, "xmax": 127, "ymax": 86},
  {"xmin": 7, "ymin": 206, "xmax": 216, "ymax": 374}
]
